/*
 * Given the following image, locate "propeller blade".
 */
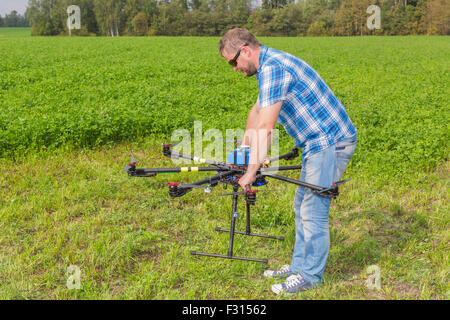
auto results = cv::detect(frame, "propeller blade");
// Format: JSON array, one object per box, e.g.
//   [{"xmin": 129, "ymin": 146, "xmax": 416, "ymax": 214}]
[
  {"xmin": 176, "ymin": 183, "xmax": 216, "ymax": 194},
  {"xmin": 179, "ymin": 183, "xmax": 211, "ymax": 189},
  {"xmin": 334, "ymin": 178, "xmax": 351, "ymax": 186},
  {"xmin": 219, "ymin": 191, "xmax": 246, "ymax": 196},
  {"xmin": 162, "ymin": 141, "xmax": 188, "ymax": 147}
]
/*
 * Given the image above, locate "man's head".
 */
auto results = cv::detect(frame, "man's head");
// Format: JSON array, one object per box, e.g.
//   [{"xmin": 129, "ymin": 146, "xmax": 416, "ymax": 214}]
[{"xmin": 219, "ymin": 28, "xmax": 262, "ymax": 77}]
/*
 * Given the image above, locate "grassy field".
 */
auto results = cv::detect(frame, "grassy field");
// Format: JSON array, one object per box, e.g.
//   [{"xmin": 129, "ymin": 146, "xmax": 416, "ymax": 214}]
[
  {"xmin": 0, "ymin": 27, "xmax": 31, "ymax": 38},
  {"xmin": 0, "ymin": 29, "xmax": 448, "ymax": 299}
]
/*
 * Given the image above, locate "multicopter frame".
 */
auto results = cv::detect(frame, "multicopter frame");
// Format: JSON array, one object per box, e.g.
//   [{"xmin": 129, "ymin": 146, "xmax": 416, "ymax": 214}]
[{"xmin": 124, "ymin": 142, "xmax": 350, "ymax": 263}]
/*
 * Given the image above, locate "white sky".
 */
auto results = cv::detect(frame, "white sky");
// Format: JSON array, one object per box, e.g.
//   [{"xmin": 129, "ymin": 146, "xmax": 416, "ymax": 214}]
[
  {"xmin": 0, "ymin": 0, "xmax": 29, "ymax": 16},
  {"xmin": 0, "ymin": 0, "xmax": 265, "ymax": 17}
]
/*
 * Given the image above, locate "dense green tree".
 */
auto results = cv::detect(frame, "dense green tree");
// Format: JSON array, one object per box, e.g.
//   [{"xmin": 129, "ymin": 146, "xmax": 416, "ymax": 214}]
[
  {"xmin": 76, "ymin": 0, "xmax": 99, "ymax": 34},
  {"xmin": 247, "ymin": 8, "xmax": 274, "ymax": 35},
  {"xmin": 3, "ymin": 10, "xmax": 17, "ymax": 27},
  {"xmin": 333, "ymin": 0, "xmax": 372, "ymax": 36},
  {"xmin": 132, "ymin": 12, "xmax": 148, "ymax": 35},
  {"xmin": 26, "ymin": 0, "xmax": 59, "ymax": 35},
  {"xmin": 307, "ymin": 20, "xmax": 329, "ymax": 36},
  {"xmin": 93, "ymin": 0, "xmax": 126, "ymax": 36},
  {"xmin": 423, "ymin": 0, "xmax": 450, "ymax": 35},
  {"xmin": 0, "ymin": 11, "xmax": 30, "ymax": 27},
  {"xmin": 190, "ymin": 0, "xmax": 204, "ymax": 10},
  {"xmin": 228, "ymin": 0, "xmax": 251, "ymax": 28},
  {"xmin": 23, "ymin": 0, "xmax": 450, "ymax": 36},
  {"xmin": 262, "ymin": 0, "xmax": 292, "ymax": 9},
  {"xmin": 268, "ymin": 4, "xmax": 302, "ymax": 36}
]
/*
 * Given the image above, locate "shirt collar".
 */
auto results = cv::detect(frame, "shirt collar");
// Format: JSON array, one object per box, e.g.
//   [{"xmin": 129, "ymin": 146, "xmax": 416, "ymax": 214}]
[{"xmin": 256, "ymin": 45, "xmax": 268, "ymax": 79}]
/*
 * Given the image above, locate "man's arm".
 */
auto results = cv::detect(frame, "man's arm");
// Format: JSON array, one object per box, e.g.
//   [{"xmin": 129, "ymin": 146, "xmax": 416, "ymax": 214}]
[
  {"xmin": 242, "ymin": 100, "xmax": 260, "ymax": 146},
  {"xmin": 238, "ymin": 101, "xmax": 282, "ymax": 190},
  {"xmin": 246, "ymin": 101, "xmax": 282, "ymax": 175}
]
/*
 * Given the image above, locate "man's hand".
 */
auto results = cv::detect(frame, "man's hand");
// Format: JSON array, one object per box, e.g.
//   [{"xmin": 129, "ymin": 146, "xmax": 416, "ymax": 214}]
[{"xmin": 238, "ymin": 171, "xmax": 257, "ymax": 191}]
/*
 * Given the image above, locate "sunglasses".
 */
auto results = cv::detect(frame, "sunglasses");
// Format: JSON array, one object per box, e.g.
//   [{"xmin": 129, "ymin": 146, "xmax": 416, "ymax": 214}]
[{"xmin": 228, "ymin": 43, "xmax": 248, "ymax": 67}]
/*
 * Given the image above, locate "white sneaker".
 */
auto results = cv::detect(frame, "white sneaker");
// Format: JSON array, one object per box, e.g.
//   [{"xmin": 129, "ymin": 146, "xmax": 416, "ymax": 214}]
[{"xmin": 263, "ymin": 265, "xmax": 294, "ymax": 279}]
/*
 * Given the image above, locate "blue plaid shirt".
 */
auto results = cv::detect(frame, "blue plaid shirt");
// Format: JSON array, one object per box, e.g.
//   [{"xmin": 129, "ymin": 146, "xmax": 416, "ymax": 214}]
[{"xmin": 255, "ymin": 45, "xmax": 357, "ymax": 159}]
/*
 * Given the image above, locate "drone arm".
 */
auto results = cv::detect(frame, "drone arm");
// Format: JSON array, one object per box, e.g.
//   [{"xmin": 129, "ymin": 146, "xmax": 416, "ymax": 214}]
[
  {"xmin": 169, "ymin": 152, "xmax": 227, "ymax": 167},
  {"xmin": 261, "ymin": 172, "xmax": 349, "ymax": 199},
  {"xmin": 261, "ymin": 172, "xmax": 324, "ymax": 192},
  {"xmin": 163, "ymin": 145, "xmax": 227, "ymax": 167},
  {"xmin": 259, "ymin": 165, "xmax": 302, "ymax": 173},
  {"xmin": 129, "ymin": 166, "xmax": 229, "ymax": 177},
  {"xmin": 169, "ymin": 170, "xmax": 238, "ymax": 198},
  {"xmin": 268, "ymin": 147, "xmax": 299, "ymax": 163},
  {"xmin": 180, "ymin": 170, "xmax": 238, "ymax": 188}
]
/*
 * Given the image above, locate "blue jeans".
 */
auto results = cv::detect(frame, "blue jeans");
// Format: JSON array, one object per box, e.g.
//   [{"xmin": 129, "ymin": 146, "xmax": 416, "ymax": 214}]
[{"xmin": 290, "ymin": 136, "xmax": 357, "ymax": 285}]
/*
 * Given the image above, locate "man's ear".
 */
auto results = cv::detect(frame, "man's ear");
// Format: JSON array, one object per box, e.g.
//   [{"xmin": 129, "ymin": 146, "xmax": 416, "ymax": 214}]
[{"xmin": 242, "ymin": 46, "xmax": 251, "ymax": 58}]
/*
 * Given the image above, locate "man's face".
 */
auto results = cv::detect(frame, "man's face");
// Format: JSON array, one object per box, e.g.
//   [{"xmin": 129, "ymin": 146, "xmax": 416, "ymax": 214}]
[{"xmin": 223, "ymin": 46, "xmax": 258, "ymax": 77}]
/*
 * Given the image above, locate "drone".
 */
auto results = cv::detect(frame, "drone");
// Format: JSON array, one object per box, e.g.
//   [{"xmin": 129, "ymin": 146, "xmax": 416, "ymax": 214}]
[{"xmin": 124, "ymin": 141, "xmax": 350, "ymax": 263}]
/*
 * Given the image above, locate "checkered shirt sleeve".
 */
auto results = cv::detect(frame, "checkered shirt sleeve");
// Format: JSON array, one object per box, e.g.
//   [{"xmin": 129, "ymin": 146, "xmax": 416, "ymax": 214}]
[{"xmin": 258, "ymin": 64, "xmax": 293, "ymax": 109}]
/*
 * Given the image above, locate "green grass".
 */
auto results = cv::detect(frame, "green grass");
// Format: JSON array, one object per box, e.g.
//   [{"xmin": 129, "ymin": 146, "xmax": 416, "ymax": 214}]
[
  {"xmin": 1, "ymin": 35, "xmax": 448, "ymax": 182},
  {"xmin": 0, "ymin": 137, "xmax": 448, "ymax": 299},
  {"xmin": 0, "ymin": 33, "xmax": 449, "ymax": 299},
  {"xmin": 0, "ymin": 27, "xmax": 31, "ymax": 37}
]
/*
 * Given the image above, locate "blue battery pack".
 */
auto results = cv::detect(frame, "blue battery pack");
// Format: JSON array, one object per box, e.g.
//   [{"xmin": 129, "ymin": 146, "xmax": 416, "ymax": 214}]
[{"xmin": 227, "ymin": 148, "xmax": 250, "ymax": 166}]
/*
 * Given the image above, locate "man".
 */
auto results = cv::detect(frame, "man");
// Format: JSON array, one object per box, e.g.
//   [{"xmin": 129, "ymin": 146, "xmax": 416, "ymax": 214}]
[{"xmin": 218, "ymin": 28, "xmax": 357, "ymax": 295}]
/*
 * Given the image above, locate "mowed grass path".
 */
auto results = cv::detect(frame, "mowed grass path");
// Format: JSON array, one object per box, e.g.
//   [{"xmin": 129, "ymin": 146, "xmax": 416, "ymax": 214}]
[{"xmin": 0, "ymin": 31, "xmax": 448, "ymax": 299}]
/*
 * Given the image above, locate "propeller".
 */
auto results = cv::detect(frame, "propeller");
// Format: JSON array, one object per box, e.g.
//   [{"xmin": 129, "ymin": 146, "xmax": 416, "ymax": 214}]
[
  {"xmin": 162, "ymin": 141, "xmax": 188, "ymax": 147},
  {"xmin": 178, "ymin": 183, "xmax": 215, "ymax": 193},
  {"xmin": 311, "ymin": 178, "xmax": 352, "ymax": 199},
  {"xmin": 177, "ymin": 183, "xmax": 207, "ymax": 188},
  {"xmin": 332, "ymin": 178, "xmax": 351, "ymax": 187},
  {"xmin": 123, "ymin": 156, "xmax": 136, "ymax": 172}
]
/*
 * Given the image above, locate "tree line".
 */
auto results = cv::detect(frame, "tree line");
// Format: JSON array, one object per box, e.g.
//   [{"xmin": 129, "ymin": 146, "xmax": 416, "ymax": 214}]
[
  {"xmin": 0, "ymin": 10, "xmax": 30, "ymax": 27},
  {"xmin": 23, "ymin": 0, "xmax": 450, "ymax": 36}
]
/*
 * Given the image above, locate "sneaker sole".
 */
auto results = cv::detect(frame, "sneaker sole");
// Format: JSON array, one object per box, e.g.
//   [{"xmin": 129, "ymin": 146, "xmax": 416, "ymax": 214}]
[
  {"xmin": 263, "ymin": 265, "xmax": 293, "ymax": 279},
  {"xmin": 264, "ymin": 271, "xmax": 293, "ymax": 279},
  {"xmin": 271, "ymin": 284, "xmax": 294, "ymax": 295}
]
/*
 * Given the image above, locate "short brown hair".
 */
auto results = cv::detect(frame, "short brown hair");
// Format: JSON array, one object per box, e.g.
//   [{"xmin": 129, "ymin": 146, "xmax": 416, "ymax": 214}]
[{"xmin": 218, "ymin": 28, "xmax": 261, "ymax": 56}]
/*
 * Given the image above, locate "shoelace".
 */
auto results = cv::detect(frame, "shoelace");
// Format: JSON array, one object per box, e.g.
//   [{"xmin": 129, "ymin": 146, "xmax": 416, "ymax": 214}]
[
  {"xmin": 279, "ymin": 265, "xmax": 290, "ymax": 274},
  {"xmin": 285, "ymin": 275, "xmax": 304, "ymax": 289}
]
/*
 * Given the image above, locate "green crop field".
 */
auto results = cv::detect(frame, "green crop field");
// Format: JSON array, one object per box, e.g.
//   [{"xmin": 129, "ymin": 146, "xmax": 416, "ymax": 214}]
[
  {"xmin": 0, "ymin": 28, "xmax": 31, "ymax": 38},
  {"xmin": 0, "ymin": 29, "xmax": 448, "ymax": 300}
]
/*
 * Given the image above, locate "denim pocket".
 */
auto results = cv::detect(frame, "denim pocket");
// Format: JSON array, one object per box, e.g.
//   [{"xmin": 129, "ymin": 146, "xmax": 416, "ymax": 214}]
[
  {"xmin": 336, "ymin": 136, "xmax": 357, "ymax": 150},
  {"xmin": 334, "ymin": 137, "xmax": 357, "ymax": 180}
]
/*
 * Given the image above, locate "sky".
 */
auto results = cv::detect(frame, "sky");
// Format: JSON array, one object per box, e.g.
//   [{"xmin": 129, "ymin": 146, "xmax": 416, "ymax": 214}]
[
  {"xmin": 0, "ymin": 0, "xmax": 265, "ymax": 17},
  {"xmin": 0, "ymin": 0, "xmax": 29, "ymax": 16}
]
